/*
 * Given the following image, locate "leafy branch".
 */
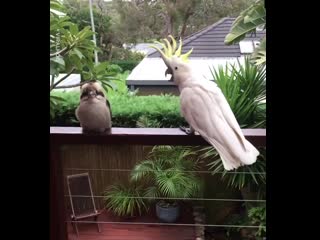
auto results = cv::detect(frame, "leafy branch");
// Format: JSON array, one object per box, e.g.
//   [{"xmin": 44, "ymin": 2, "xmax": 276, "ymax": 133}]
[{"xmin": 224, "ymin": 0, "xmax": 266, "ymax": 66}]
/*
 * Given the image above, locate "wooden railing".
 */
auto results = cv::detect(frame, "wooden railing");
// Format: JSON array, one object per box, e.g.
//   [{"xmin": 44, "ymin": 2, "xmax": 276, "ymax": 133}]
[{"xmin": 50, "ymin": 127, "xmax": 266, "ymax": 240}]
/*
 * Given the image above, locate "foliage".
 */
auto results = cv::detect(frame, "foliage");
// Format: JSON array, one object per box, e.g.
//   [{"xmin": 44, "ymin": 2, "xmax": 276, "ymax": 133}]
[
  {"xmin": 136, "ymin": 116, "xmax": 162, "ymax": 128},
  {"xmin": 103, "ymin": 183, "xmax": 149, "ymax": 217},
  {"xmin": 110, "ymin": 46, "xmax": 145, "ymax": 70},
  {"xmin": 64, "ymin": 0, "xmax": 148, "ymax": 63},
  {"xmin": 130, "ymin": 146, "xmax": 202, "ymax": 205},
  {"xmin": 248, "ymin": 204, "xmax": 266, "ymax": 238},
  {"xmin": 60, "ymin": 0, "xmax": 252, "ymax": 51},
  {"xmin": 111, "ymin": 60, "xmax": 142, "ymax": 72},
  {"xmin": 50, "ymin": 0, "xmax": 96, "ymax": 80},
  {"xmin": 159, "ymin": 0, "xmax": 200, "ymax": 37},
  {"xmin": 50, "ymin": 94, "xmax": 65, "ymax": 120},
  {"xmin": 111, "ymin": 94, "xmax": 186, "ymax": 127},
  {"xmin": 50, "ymin": 0, "xmax": 95, "ymax": 117},
  {"xmin": 81, "ymin": 62, "xmax": 121, "ymax": 93},
  {"xmin": 64, "ymin": 0, "xmax": 120, "ymax": 62},
  {"xmin": 50, "ymin": 0, "xmax": 120, "ymax": 118},
  {"xmin": 201, "ymin": 147, "xmax": 266, "ymax": 189},
  {"xmin": 251, "ymin": 37, "xmax": 266, "ymax": 66},
  {"xmin": 111, "ymin": 0, "xmax": 163, "ymax": 43},
  {"xmin": 225, "ymin": 203, "xmax": 266, "ymax": 239},
  {"xmin": 189, "ymin": 0, "xmax": 253, "ymax": 33},
  {"xmin": 111, "ymin": 46, "xmax": 145, "ymax": 61},
  {"xmin": 111, "ymin": 0, "xmax": 252, "ymax": 42},
  {"xmin": 104, "ymin": 146, "xmax": 203, "ymax": 216},
  {"xmin": 211, "ymin": 57, "xmax": 266, "ymax": 128},
  {"xmin": 225, "ymin": 0, "xmax": 266, "ymax": 66}
]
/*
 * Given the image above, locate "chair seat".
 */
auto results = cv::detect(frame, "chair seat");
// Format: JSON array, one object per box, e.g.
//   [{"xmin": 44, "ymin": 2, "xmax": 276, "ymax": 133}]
[{"xmin": 71, "ymin": 210, "xmax": 102, "ymax": 220}]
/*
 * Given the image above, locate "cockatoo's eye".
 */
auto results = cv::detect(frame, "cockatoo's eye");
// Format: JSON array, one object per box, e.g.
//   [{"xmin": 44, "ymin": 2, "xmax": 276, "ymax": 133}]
[{"xmin": 175, "ymin": 67, "xmax": 178, "ymax": 70}]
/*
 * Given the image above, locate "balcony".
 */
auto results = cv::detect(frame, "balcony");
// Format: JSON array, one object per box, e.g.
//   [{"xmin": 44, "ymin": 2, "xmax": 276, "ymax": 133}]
[{"xmin": 50, "ymin": 127, "xmax": 266, "ymax": 240}]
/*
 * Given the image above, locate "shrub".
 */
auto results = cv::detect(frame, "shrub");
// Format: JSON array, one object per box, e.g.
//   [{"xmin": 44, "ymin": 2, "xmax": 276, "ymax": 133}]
[
  {"xmin": 104, "ymin": 183, "xmax": 149, "ymax": 217},
  {"xmin": 130, "ymin": 146, "xmax": 202, "ymax": 205},
  {"xmin": 111, "ymin": 60, "xmax": 141, "ymax": 72}
]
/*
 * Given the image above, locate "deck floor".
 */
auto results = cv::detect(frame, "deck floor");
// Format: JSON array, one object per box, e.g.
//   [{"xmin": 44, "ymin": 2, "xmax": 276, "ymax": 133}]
[{"xmin": 68, "ymin": 203, "xmax": 196, "ymax": 240}]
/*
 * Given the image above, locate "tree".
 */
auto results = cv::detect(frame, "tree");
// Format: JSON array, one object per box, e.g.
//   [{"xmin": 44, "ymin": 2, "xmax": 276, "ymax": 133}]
[
  {"xmin": 64, "ymin": 0, "xmax": 147, "ymax": 62},
  {"xmin": 64, "ymin": 0, "xmax": 117, "ymax": 61},
  {"xmin": 187, "ymin": 0, "xmax": 253, "ymax": 34},
  {"xmin": 60, "ymin": 0, "xmax": 254, "ymax": 62},
  {"xmin": 111, "ymin": 0, "xmax": 199, "ymax": 39},
  {"xmin": 160, "ymin": 0, "xmax": 199, "ymax": 38},
  {"xmin": 224, "ymin": 0, "xmax": 266, "ymax": 65},
  {"xmin": 111, "ymin": 0, "xmax": 251, "ymax": 41},
  {"xmin": 112, "ymin": 0, "xmax": 162, "ymax": 43},
  {"xmin": 50, "ymin": 0, "xmax": 118, "ymax": 118}
]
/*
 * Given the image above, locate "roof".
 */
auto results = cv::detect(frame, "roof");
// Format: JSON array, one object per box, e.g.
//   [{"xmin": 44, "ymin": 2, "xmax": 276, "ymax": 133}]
[
  {"xmin": 130, "ymin": 43, "xmax": 161, "ymax": 55},
  {"xmin": 127, "ymin": 17, "xmax": 265, "ymax": 84},
  {"xmin": 148, "ymin": 17, "xmax": 265, "ymax": 58}
]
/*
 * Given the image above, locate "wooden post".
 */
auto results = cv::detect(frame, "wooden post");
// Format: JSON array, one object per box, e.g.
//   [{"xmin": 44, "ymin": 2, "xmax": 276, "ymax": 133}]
[{"xmin": 50, "ymin": 140, "xmax": 67, "ymax": 240}]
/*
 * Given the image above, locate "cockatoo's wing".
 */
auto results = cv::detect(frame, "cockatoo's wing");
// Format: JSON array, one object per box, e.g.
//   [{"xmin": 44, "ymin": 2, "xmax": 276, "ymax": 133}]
[{"xmin": 180, "ymin": 81, "xmax": 259, "ymax": 170}]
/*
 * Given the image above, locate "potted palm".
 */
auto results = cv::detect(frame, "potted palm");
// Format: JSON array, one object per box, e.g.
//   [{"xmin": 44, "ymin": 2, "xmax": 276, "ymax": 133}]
[
  {"xmin": 103, "ymin": 182, "xmax": 149, "ymax": 219},
  {"xmin": 131, "ymin": 146, "xmax": 202, "ymax": 223}
]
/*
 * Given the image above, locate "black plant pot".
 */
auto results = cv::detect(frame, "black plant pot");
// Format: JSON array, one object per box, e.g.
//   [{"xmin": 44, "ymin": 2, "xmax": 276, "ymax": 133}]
[{"xmin": 156, "ymin": 201, "xmax": 180, "ymax": 223}]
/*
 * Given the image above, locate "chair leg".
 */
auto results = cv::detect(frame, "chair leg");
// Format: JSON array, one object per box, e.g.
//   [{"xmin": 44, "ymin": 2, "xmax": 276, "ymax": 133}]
[
  {"xmin": 72, "ymin": 220, "xmax": 79, "ymax": 237},
  {"xmin": 94, "ymin": 216, "xmax": 101, "ymax": 233}
]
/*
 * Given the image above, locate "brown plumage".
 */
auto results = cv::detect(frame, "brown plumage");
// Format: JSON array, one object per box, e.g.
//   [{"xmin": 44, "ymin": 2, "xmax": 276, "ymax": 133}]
[{"xmin": 75, "ymin": 81, "xmax": 112, "ymax": 134}]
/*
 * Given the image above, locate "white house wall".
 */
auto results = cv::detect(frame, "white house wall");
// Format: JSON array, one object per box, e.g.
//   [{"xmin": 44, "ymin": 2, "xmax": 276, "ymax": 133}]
[
  {"xmin": 127, "ymin": 57, "xmax": 246, "ymax": 82},
  {"xmin": 50, "ymin": 74, "xmax": 81, "ymax": 91}
]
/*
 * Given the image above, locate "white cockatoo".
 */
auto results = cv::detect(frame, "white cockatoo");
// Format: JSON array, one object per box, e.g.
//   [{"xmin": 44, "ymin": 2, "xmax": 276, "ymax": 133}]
[{"xmin": 150, "ymin": 36, "xmax": 259, "ymax": 170}]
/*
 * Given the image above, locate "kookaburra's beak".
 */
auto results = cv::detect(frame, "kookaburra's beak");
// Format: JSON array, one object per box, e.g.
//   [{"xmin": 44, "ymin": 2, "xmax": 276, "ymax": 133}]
[
  {"xmin": 89, "ymin": 90, "xmax": 96, "ymax": 97},
  {"xmin": 165, "ymin": 68, "xmax": 173, "ymax": 82}
]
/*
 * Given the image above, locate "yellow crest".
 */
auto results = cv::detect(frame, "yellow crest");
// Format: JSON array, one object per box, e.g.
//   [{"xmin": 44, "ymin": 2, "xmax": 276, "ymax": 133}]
[{"xmin": 149, "ymin": 35, "xmax": 193, "ymax": 63}]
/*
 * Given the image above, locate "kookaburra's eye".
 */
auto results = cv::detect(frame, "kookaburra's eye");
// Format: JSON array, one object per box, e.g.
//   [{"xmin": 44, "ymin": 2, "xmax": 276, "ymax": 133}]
[{"xmin": 175, "ymin": 67, "xmax": 178, "ymax": 70}]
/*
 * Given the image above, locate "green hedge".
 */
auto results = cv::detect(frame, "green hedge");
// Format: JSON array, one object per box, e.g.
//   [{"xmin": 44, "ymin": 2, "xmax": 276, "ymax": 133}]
[
  {"xmin": 50, "ymin": 91, "xmax": 187, "ymax": 128},
  {"xmin": 111, "ymin": 60, "xmax": 141, "ymax": 72},
  {"xmin": 50, "ymin": 91, "xmax": 265, "ymax": 128}
]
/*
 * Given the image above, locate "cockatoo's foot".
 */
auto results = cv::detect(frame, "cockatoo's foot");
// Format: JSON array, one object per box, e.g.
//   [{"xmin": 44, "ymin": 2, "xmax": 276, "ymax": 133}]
[{"xmin": 179, "ymin": 126, "xmax": 195, "ymax": 135}]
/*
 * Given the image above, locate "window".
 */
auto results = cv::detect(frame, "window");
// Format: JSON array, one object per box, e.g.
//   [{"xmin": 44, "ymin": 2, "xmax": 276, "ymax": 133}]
[{"xmin": 239, "ymin": 40, "xmax": 260, "ymax": 54}]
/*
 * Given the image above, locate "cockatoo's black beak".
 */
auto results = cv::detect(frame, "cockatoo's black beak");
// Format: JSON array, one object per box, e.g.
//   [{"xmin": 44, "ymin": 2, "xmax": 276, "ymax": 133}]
[{"xmin": 165, "ymin": 68, "xmax": 173, "ymax": 82}]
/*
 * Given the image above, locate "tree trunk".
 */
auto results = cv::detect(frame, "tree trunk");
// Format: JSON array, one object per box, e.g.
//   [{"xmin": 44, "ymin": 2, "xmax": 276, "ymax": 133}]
[
  {"xmin": 164, "ymin": 15, "xmax": 174, "ymax": 37},
  {"xmin": 100, "ymin": 35, "xmax": 103, "ymax": 46},
  {"xmin": 107, "ymin": 44, "xmax": 113, "ymax": 61},
  {"xmin": 179, "ymin": 16, "xmax": 189, "ymax": 38},
  {"xmin": 162, "ymin": 0, "xmax": 175, "ymax": 37},
  {"xmin": 179, "ymin": 7, "xmax": 193, "ymax": 38}
]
